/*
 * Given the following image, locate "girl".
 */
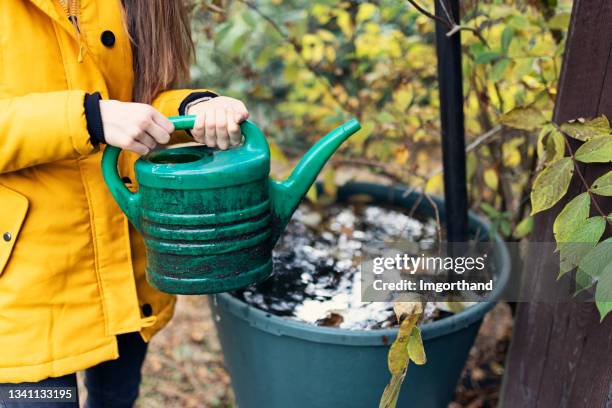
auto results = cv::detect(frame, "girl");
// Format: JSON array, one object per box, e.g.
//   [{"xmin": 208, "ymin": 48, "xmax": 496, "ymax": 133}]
[{"xmin": 0, "ymin": 1, "xmax": 248, "ymax": 406}]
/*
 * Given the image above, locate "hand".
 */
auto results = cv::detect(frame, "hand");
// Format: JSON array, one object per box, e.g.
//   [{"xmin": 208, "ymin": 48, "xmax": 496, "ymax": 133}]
[
  {"xmin": 187, "ymin": 96, "xmax": 249, "ymax": 150},
  {"xmin": 100, "ymin": 100, "xmax": 174, "ymax": 155}
]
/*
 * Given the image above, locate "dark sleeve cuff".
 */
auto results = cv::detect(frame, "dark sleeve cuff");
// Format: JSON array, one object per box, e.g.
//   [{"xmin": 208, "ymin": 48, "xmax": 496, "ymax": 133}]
[
  {"xmin": 178, "ymin": 91, "xmax": 218, "ymax": 115},
  {"xmin": 84, "ymin": 92, "xmax": 105, "ymax": 145}
]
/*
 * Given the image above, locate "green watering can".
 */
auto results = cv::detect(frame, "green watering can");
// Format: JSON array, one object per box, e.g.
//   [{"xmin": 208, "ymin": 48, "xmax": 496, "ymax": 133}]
[{"xmin": 102, "ymin": 115, "xmax": 361, "ymax": 294}]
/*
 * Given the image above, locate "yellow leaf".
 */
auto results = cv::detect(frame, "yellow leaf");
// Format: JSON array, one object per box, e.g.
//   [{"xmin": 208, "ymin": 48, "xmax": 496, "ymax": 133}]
[
  {"xmin": 537, "ymin": 126, "xmax": 565, "ymax": 164},
  {"xmin": 393, "ymin": 301, "xmax": 423, "ymax": 321},
  {"xmin": 268, "ymin": 139, "xmax": 288, "ymax": 165},
  {"xmin": 484, "ymin": 168, "xmax": 499, "ymax": 190},
  {"xmin": 387, "ymin": 302, "xmax": 421, "ymax": 375},
  {"xmin": 466, "ymin": 152, "xmax": 477, "ymax": 181},
  {"xmin": 305, "ymin": 184, "xmax": 318, "ymax": 203},
  {"xmin": 336, "ymin": 10, "xmax": 354, "ymax": 38},
  {"xmin": 301, "ymin": 34, "xmax": 324, "ymax": 63},
  {"xmin": 325, "ymin": 45, "xmax": 336, "ymax": 62},
  {"xmin": 393, "ymin": 85, "xmax": 414, "ymax": 112},
  {"xmin": 316, "ymin": 29, "xmax": 335, "ymax": 42},
  {"xmin": 323, "ymin": 168, "xmax": 337, "ymax": 196},
  {"xmin": 356, "ymin": 3, "xmax": 377, "ymax": 24},
  {"xmin": 425, "ymin": 173, "xmax": 443, "ymax": 195},
  {"xmin": 548, "ymin": 12, "xmax": 570, "ymax": 30},
  {"xmin": 502, "ymin": 138, "xmax": 523, "ymax": 167},
  {"xmin": 394, "ymin": 147, "xmax": 409, "ymax": 165},
  {"xmin": 560, "ymin": 116, "xmax": 611, "ymax": 142},
  {"xmin": 349, "ymin": 121, "xmax": 374, "ymax": 149},
  {"xmin": 311, "ymin": 4, "xmax": 331, "ymax": 24},
  {"xmin": 500, "ymin": 106, "xmax": 548, "ymax": 131}
]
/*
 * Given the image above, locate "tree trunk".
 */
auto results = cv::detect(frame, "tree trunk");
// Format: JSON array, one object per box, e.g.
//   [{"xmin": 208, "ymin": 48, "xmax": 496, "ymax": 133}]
[{"xmin": 501, "ymin": 1, "xmax": 612, "ymax": 406}]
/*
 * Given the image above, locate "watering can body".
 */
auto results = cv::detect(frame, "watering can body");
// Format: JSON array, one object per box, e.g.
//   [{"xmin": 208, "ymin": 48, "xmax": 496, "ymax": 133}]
[{"xmin": 102, "ymin": 116, "xmax": 360, "ymax": 294}]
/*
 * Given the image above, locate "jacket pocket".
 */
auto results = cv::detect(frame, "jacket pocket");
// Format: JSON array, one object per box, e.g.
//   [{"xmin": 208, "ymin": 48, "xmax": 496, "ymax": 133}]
[{"xmin": 0, "ymin": 184, "xmax": 28, "ymax": 275}]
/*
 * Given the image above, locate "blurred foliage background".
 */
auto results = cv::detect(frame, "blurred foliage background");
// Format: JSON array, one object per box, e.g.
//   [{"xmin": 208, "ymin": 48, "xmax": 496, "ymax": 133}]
[{"xmin": 188, "ymin": 0, "xmax": 572, "ymax": 240}]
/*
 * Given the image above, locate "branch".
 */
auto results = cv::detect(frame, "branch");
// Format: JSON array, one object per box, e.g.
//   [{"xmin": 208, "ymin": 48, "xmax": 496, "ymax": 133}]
[
  {"xmin": 456, "ymin": 25, "xmax": 490, "ymax": 48},
  {"xmin": 330, "ymin": 158, "xmax": 413, "ymax": 183},
  {"xmin": 405, "ymin": 0, "xmax": 452, "ymax": 29},
  {"xmin": 236, "ymin": 0, "xmax": 350, "ymax": 113},
  {"xmin": 405, "ymin": 0, "xmax": 489, "ymax": 47},
  {"xmin": 426, "ymin": 125, "xmax": 503, "ymax": 180}
]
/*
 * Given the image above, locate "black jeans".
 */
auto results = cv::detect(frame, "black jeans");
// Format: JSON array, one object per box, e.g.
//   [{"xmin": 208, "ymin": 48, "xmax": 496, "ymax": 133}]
[{"xmin": 0, "ymin": 332, "xmax": 148, "ymax": 408}]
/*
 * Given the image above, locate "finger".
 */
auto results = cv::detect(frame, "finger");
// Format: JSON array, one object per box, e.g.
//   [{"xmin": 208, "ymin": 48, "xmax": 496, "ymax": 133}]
[
  {"xmin": 190, "ymin": 112, "xmax": 206, "ymax": 143},
  {"xmin": 204, "ymin": 110, "xmax": 217, "ymax": 148},
  {"xmin": 145, "ymin": 121, "xmax": 171, "ymax": 145},
  {"xmin": 227, "ymin": 110, "xmax": 242, "ymax": 146},
  {"xmin": 127, "ymin": 140, "xmax": 151, "ymax": 156},
  {"xmin": 150, "ymin": 107, "xmax": 175, "ymax": 133},
  {"xmin": 135, "ymin": 132, "xmax": 158, "ymax": 150},
  {"xmin": 231, "ymin": 101, "xmax": 249, "ymax": 122},
  {"xmin": 216, "ymin": 109, "xmax": 229, "ymax": 150}
]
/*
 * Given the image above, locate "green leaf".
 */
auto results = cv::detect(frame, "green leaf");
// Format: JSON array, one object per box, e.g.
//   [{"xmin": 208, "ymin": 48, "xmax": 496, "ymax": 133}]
[
  {"xmin": 377, "ymin": 111, "xmax": 395, "ymax": 123},
  {"xmin": 475, "ymin": 51, "xmax": 501, "ymax": 64},
  {"xmin": 501, "ymin": 27, "xmax": 514, "ymax": 53},
  {"xmin": 513, "ymin": 216, "xmax": 533, "ymax": 239},
  {"xmin": 406, "ymin": 327, "xmax": 426, "ymax": 365},
  {"xmin": 508, "ymin": 15, "xmax": 529, "ymax": 30},
  {"xmin": 553, "ymin": 192, "xmax": 590, "ymax": 243},
  {"xmin": 531, "ymin": 157, "xmax": 574, "ymax": 214},
  {"xmin": 591, "ymin": 171, "xmax": 612, "ymax": 196},
  {"xmin": 558, "ymin": 217, "xmax": 606, "ymax": 277},
  {"xmin": 560, "ymin": 116, "xmax": 611, "ymax": 141},
  {"xmin": 578, "ymin": 238, "xmax": 612, "ymax": 279},
  {"xmin": 241, "ymin": 10, "xmax": 257, "ymax": 27},
  {"xmin": 513, "ymin": 57, "xmax": 535, "ymax": 78},
  {"xmin": 500, "ymin": 219, "xmax": 512, "ymax": 237},
  {"xmin": 574, "ymin": 136, "xmax": 612, "ymax": 163},
  {"xmin": 500, "ymin": 106, "xmax": 548, "ymax": 131},
  {"xmin": 480, "ymin": 202, "xmax": 499, "ymax": 218},
  {"xmin": 490, "ymin": 59, "xmax": 510, "ymax": 82},
  {"xmin": 595, "ymin": 262, "xmax": 612, "ymax": 321},
  {"xmin": 574, "ymin": 267, "xmax": 594, "ymax": 296}
]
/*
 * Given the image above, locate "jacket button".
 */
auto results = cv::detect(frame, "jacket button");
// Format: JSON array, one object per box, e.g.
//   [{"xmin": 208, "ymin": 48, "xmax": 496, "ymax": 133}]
[
  {"xmin": 100, "ymin": 30, "xmax": 116, "ymax": 47},
  {"xmin": 141, "ymin": 303, "xmax": 153, "ymax": 317},
  {"xmin": 2, "ymin": 232, "xmax": 11, "ymax": 242}
]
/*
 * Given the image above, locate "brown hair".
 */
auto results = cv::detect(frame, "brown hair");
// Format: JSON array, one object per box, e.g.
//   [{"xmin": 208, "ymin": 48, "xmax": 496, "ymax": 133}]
[{"xmin": 122, "ymin": 0, "xmax": 194, "ymax": 103}]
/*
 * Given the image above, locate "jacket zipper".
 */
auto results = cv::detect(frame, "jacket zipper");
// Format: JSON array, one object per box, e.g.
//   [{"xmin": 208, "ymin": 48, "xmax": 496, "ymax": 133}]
[{"xmin": 58, "ymin": 0, "xmax": 84, "ymax": 62}]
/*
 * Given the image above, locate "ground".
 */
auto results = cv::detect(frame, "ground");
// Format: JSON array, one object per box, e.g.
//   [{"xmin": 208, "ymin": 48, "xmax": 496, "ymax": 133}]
[{"xmin": 106, "ymin": 296, "xmax": 513, "ymax": 408}]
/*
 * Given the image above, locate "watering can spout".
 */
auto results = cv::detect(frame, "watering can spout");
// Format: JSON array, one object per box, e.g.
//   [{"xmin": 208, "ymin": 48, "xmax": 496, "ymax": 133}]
[{"xmin": 269, "ymin": 118, "xmax": 361, "ymax": 245}]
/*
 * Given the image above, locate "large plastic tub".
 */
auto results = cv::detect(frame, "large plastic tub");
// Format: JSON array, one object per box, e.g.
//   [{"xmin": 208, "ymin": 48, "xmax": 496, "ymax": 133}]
[{"xmin": 210, "ymin": 182, "xmax": 510, "ymax": 408}]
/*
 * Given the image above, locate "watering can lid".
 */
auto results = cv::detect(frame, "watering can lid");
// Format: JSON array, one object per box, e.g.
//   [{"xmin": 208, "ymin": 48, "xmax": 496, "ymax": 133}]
[{"xmin": 134, "ymin": 121, "xmax": 271, "ymax": 190}]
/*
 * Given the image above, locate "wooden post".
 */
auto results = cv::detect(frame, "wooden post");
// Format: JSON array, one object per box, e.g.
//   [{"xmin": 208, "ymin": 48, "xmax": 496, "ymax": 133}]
[{"xmin": 501, "ymin": 1, "xmax": 612, "ymax": 406}]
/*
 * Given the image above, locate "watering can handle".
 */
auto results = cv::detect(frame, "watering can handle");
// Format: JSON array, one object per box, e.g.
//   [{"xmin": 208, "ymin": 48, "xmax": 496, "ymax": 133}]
[
  {"xmin": 167, "ymin": 115, "xmax": 268, "ymax": 152},
  {"xmin": 101, "ymin": 115, "xmax": 268, "ymax": 231}
]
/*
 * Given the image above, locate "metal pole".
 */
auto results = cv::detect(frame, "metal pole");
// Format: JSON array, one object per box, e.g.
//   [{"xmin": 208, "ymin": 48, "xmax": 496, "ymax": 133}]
[{"xmin": 434, "ymin": 0, "xmax": 469, "ymax": 243}]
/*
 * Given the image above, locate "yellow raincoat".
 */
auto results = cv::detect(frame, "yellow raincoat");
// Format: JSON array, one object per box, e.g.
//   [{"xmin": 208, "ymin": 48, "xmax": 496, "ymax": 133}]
[{"xmin": 0, "ymin": 0, "xmax": 211, "ymax": 382}]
